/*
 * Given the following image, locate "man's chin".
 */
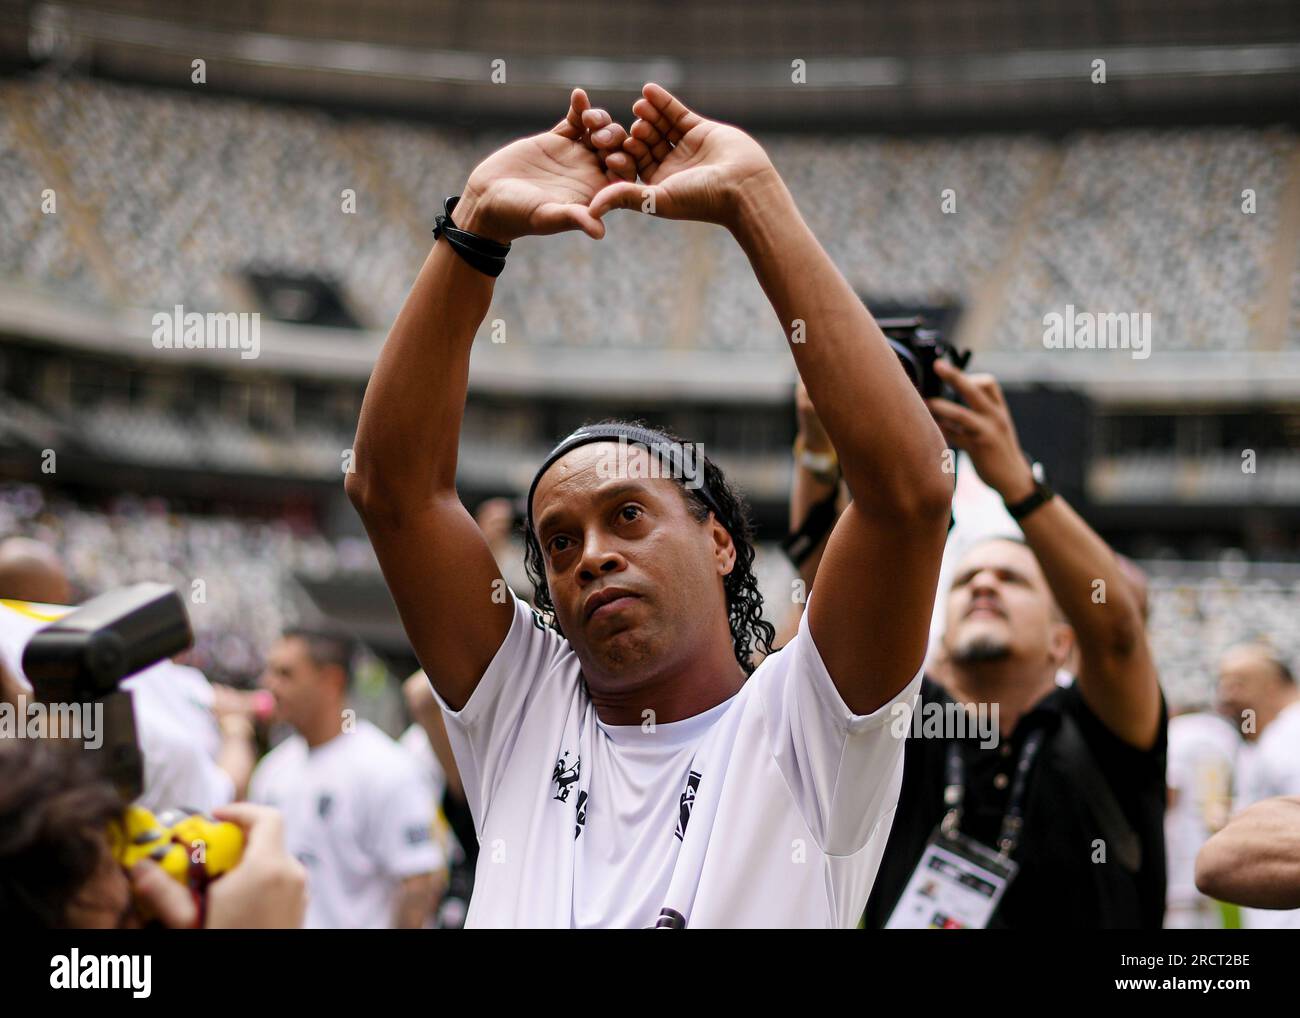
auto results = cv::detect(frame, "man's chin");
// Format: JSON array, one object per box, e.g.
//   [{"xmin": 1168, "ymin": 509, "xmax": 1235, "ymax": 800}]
[
  {"xmin": 951, "ymin": 631, "xmax": 1013, "ymax": 665},
  {"xmin": 582, "ymin": 626, "xmax": 658, "ymax": 678}
]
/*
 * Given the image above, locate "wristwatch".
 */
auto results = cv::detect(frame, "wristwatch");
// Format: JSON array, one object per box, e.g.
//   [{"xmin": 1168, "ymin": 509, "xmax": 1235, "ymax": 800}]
[{"xmin": 1004, "ymin": 460, "xmax": 1054, "ymax": 521}]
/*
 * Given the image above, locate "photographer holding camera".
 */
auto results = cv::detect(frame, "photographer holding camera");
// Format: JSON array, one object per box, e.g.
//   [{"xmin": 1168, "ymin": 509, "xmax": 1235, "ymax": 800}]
[
  {"xmin": 0, "ymin": 736, "xmax": 306, "ymax": 928},
  {"xmin": 0, "ymin": 537, "xmax": 254, "ymax": 811},
  {"xmin": 792, "ymin": 359, "xmax": 1166, "ymax": 929}
]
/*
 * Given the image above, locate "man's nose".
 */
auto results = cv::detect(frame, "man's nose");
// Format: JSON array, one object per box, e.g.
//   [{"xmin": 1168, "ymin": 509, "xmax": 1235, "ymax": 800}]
[
  {"xmin": 577, "ymin": 534, "xmax": 624, "ymax": 583},
  {"xmin": 968, "ymin": 569, "xmax": 1000, "ymax": 598}
]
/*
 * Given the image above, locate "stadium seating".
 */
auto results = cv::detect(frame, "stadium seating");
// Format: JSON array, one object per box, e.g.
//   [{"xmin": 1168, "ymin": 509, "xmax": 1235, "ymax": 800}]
[{"xmin": 2, "ymin": 78, "xmax": 1296, "ymax": 353}]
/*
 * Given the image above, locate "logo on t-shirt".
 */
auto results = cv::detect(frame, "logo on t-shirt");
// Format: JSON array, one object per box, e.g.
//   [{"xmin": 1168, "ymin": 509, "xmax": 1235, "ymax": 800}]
[
  {"xmin": 405, "ymin": 824, "xmax": 433, "ymax": 845},
  {"xmin": 552, "ymin": 751, "xmax": 580, "ymax": 803},
  {"xmin": 574, "ymin": 790, "xmax": 589, "ymax": 840},
  {"xmin": 675, "ymin": 770, "xmax": 702, "ymax": 841}
]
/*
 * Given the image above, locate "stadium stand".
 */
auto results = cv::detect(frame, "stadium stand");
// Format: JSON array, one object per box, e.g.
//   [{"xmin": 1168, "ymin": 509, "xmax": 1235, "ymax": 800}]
[{"xmin": 1, "ymin": 78, "xmax": 1296, "ymax": 354}]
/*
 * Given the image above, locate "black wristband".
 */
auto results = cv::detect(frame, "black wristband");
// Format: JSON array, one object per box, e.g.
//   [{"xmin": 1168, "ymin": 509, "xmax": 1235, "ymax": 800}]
[
  {"xmin": 782, "ymin": 487, "xmax": 841, "ymax": 568},
  {"xmin": 1005, "ymin": 481, "xmax": 1054, "ymax": 521},
  {"xmin": 433, "ymin": 196, "xmax": 511, "ymax": 278}
]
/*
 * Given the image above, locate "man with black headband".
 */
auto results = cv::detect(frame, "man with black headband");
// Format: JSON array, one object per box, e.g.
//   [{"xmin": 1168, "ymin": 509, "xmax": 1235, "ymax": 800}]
[{"xmin": 347, "ymin": 84, "xmax": 952, "ymax": 927}]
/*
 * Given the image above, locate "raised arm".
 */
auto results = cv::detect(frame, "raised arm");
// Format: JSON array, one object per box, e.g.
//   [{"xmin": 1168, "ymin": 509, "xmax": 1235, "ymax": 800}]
[
  {"xmin": 594, "ymin": 84, "xmax": 952, "ymax": 714},
  {"xmin": 926, "ymin": 361, "xmax": 1161, "ymax": 748},
  {"xmin": 347, "ymin": 90, "xmax": 634, "ymax": 710}
]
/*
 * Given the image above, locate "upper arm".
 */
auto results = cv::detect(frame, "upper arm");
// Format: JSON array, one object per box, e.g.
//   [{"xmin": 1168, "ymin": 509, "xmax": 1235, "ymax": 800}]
[
  {"xmin": 1075, "ymin": 606, "xmax": 1162, "ymax": 751},
  {"xmin": 806, "ymin": 499, "xmax": 948, "ymax": 715},
  {"xmin": 354, "ymin": 492, "xmax": 514, "ymax": 711}
]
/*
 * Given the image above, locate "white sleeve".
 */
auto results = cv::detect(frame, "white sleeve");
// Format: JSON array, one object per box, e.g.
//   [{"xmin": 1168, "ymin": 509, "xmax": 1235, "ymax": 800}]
[
  {"xmin": 1259, "ymin": 744, "xmax": 1300, "ymax": 800},
  {"xmin": 370, "ymin": 755, "xmax": 444, "ymax": 879},
  {"xmin": 756, "ymin": 592, "xmax": 921, "ymax": 857},
  {"xmin": 434, "ymin": 592, "xmax": 573, "ymax": 828},
  {"xmin": 135, "ymin": 720, "xmax": 236, "ymax": 813}
]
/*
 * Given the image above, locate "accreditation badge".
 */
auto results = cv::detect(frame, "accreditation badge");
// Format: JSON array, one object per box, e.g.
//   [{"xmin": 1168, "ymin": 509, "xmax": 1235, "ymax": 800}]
[{"xmin": 885, "ymin": 827, "xmax": 1018, "ymax": 929}]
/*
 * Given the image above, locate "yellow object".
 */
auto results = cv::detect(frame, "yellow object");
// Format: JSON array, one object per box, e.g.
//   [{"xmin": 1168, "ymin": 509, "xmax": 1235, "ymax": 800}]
[{"xmin": 109, "ymin": 805, "xmax": 244, "ymax": 887}]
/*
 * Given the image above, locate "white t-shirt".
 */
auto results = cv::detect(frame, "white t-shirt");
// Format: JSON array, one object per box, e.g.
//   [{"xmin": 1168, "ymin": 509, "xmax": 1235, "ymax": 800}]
[
  {"xmin": 1164, "ymin": 712, "xmax": 1237, "ymax": 926},
  {"xmin": 438, "ymin": 591, "xmax": 920, "ymax": 929},
  {"xmin": 0, "ymin": 598, "xmax": 234, "ymax": 813},
  {"xmin": 249, "ymin": 719, "xmax": 444, "ymax": 929},
  {"xmin": 1233, "ymin": 700, "xmax": 1300, "ymax": 929}
]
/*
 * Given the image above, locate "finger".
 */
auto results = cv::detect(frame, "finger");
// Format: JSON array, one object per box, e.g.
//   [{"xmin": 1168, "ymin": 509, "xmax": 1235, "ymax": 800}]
[
  {"xmin": 936, "ymin": 424, "xmax": 969, "ymax": 451},
  {"xmin": 213, "ymin": 802, "xmax": 284, "ymax": 857},
  {"xmin": 631, "ymin": 104, "xmax": 680, "ymax": 155},
  {"xmin": 581, "ymin": 107, "xmax": 611, "ymax": 136},
  {"xmin": 932, "ymin": 359, "xmax": 998, "ymax": 414},
  {"xmin": 131, "ymin": 860, "xmax": 199, "ymax": 928},
  {"xmin": 622, "ymin": 134, "xmax": 658, "ymax": 178},
  {"xmin": 641, "ymin": 82, "xmax": 703, "ymax": 138},
  {"xmin": 926, "ymin": 397, "xmax": 983, "ymax": 434},
  {"xmin": 531, "ymin": 202, "xmax": 606, "ymax": 239},
  {"xmin": 968, "ymin": 372, "xmax": 1007, "ymax": 409},
  {"xmin": 589, "ymin": 121, "xmax": 628, "ymax": 152},
  {"xmin": 552, "ymin": 87, "xmax": 592, "ymax": 140},
  {"xmin": 603, "ymin": 149, "xmax": 636, "ymax": 183},
  {"xmin": 589, "ymin": 181, "xmax": 651, "ymax": 221}
]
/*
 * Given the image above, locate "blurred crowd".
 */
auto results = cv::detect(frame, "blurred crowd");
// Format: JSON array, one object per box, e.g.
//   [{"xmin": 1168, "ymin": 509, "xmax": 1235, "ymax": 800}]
[{"xmin": 2, "ymin": 77, "xmax": 1297, "ymax": 353}]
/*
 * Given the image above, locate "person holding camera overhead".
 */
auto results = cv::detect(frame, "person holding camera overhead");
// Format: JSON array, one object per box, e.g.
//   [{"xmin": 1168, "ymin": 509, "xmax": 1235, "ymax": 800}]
[{"xmin": 792, "ymin": 360, "xmax": 1166, "ymax": 929}]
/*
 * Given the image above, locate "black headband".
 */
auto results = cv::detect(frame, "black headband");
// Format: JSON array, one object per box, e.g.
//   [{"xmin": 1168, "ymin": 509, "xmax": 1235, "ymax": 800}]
[{"xmin": 526, "ymin": 424, "xmax": 728, "ymax": 537}]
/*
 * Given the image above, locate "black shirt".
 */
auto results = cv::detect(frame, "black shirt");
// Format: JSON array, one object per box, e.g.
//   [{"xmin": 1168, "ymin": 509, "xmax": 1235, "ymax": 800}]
[{"xmin": 864, "ymin": 677, "xmax": 1168, "ymax": 929}]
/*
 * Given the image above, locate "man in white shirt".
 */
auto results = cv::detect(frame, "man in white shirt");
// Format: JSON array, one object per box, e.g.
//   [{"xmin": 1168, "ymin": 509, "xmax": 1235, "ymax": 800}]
[
  {"xmin": 346, "ymin": 84, "xmax": 951, "ymax": 927},
  {"xmin": 1164, "ymin": 709, "xmax": 1237, "ymax": 928},
  {"xmin": 1217, "ymin": 643, "xmax": 1300, "ymax": 929},
  {"xmin": 248, "ymin": 628, "xmax": 444, "ymax": 928}
]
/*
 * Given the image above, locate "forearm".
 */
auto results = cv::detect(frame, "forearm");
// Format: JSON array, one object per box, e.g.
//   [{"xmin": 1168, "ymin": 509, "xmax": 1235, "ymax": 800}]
[
  {"xmin": 417, "ymin": 702, "xmax": 465, "ymax": 803},
  {"xmin": 732, "ymin": 175, "xmax": 949, "ymax": 517},
  {"xmin": 1017, "ymin": 491, "xmax": 1145, "ymax": 659},
  {"xmin": 348, "ymin": 201, "xmax": 497, "ymax": 509},
  {"xmin": 1196, "ymin": 797, "xmax": 1300, "ymax": 910},
  {"xmin": 393, "ymin": 872, "xmax": 441, "ymax": 929},
  {"xmin": 216, "ymin": 719, "xmax": 256, "ymax": 801},
  {"xmin": 789, "ymin": 467, "xmax": 846, "ymax": 593}
]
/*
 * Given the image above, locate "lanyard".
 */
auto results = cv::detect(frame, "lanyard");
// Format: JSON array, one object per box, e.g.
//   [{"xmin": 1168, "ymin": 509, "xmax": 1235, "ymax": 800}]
[{"xmin": 941, "ymin": 727, "xmax": 1046, "ymax": 860}]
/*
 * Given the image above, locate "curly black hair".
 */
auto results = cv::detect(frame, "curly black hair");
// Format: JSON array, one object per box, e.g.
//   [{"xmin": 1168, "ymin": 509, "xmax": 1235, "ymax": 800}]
[{"xmin": 522, "ymin": 420, "xmax": 776, "ymax": 675}]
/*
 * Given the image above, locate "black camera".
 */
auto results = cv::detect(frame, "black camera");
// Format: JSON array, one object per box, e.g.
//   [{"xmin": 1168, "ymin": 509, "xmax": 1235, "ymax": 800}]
[
  {"xmin": 878, "ymin": 316, "xmax": 971, "ymax": 400},
  {"xmin": 22, "ymin": 582, "xmax": 193, "ymax": 802}
]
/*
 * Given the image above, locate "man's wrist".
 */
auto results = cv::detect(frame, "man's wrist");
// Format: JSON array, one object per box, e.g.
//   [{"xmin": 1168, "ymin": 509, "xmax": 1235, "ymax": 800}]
[
  {"xmin": 728, "ymin": 167, "xmax": 793, "ymax": 247},
  {"xmin": 451, "ymin": 182, "xmax": 512, "ymax": 246},
  {"xmin": 798, "ymin": 428, "xmax": 834, "ymax": 456},
  {"xmin": 999, "ymin": 471, "xmax": 1037, "ymax": 506}
]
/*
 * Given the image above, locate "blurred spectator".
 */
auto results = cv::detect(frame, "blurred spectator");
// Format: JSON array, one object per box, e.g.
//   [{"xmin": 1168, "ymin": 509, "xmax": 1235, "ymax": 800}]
[
  {"xmin": 248, "ymin": 627, "xmax": 444, "ymax": 928},
  {"xmin": 1218, "ymin": 643, "xmax": 1300, "ymax": 928},
  {"xmin": 1163, "ymin": 708, "xmax": 1237, "ymax": 928}
]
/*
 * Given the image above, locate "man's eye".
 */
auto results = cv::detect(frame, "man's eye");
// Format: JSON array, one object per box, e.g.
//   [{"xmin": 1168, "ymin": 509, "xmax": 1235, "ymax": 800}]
[
  {"xmin": 619, "ymin": 504, "xmax": 643, "ymax": 522},
  {"xmin": 548, "ymin": 535, "xmax": 572, "ymax": 554}
]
